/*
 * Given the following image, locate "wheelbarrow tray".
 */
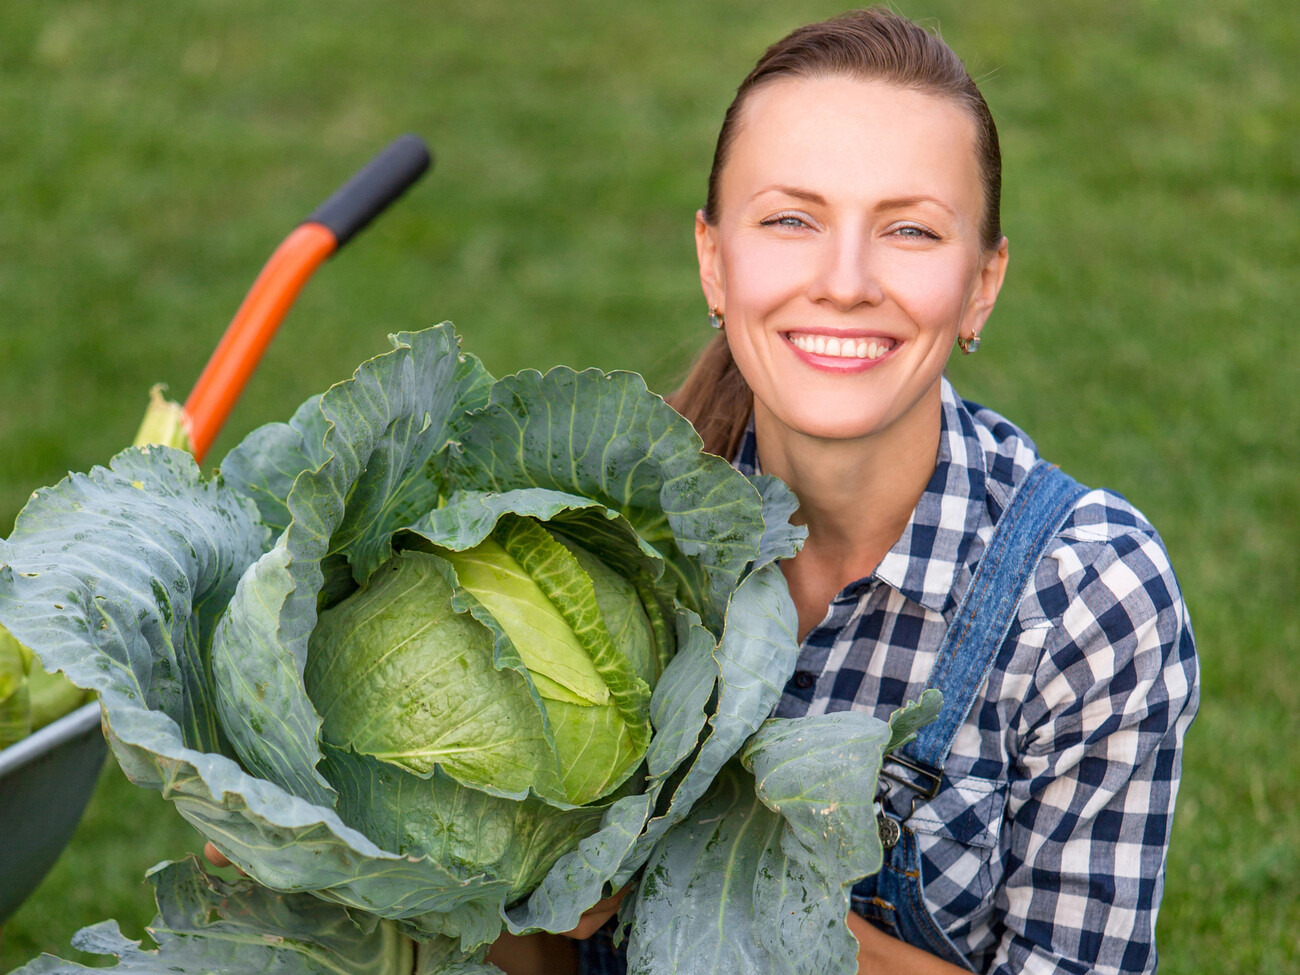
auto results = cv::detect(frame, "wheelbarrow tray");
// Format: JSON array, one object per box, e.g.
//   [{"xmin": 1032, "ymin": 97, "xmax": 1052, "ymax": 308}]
[{"xmin": 0, "ymin": 701, "xmax": 106, "ymax": 923}]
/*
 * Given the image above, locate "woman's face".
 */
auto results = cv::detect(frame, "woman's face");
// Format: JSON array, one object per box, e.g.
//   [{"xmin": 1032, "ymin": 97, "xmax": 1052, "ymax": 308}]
[{"xmin": 697, "ymin": 76, "xmax": 1008, "ymax": 448}]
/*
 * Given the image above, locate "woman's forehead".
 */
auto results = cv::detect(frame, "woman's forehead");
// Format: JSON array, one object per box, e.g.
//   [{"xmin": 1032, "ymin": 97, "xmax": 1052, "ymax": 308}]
[{"xmin": 721, "ymin": 75, "xmax": 982, "ymax": 212}]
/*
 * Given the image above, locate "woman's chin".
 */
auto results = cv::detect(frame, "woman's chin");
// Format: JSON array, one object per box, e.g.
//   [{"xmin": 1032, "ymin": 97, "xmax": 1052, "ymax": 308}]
[{"xmin": 759, "ymin": 407, "xmax": 897, "ymax": 445}]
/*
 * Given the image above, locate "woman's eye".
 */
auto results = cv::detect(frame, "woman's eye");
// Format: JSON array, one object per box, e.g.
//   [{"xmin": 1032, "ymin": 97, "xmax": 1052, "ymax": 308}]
[
  {"xmin": 892, "ymin": 224, "xmax": 938, "ymax": 239},
  {"xmin": 760, "ymin": 213, "xmax": 810, "ymax": 229}
]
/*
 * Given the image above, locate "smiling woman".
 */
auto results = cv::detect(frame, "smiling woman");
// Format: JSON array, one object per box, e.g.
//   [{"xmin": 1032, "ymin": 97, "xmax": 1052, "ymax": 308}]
[{"xmin": 548, "ymin": 8, "xmax": 1199, "ymax": 975}]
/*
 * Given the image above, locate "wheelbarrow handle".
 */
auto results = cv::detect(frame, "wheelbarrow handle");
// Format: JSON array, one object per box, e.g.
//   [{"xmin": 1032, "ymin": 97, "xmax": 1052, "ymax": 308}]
[
  {"xmin": 307, "ymin": 133, "xmax": 432, "ymax": 249},
  {"xmin": 183, "ymin": 134, "xmax": 432, "ymax": 462}
]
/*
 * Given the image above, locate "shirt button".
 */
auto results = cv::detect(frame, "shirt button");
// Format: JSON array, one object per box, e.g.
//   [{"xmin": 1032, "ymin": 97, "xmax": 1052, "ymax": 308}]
[{"xmin": 792, "ymin": 671, "xmax": 816, "ymax": 690}]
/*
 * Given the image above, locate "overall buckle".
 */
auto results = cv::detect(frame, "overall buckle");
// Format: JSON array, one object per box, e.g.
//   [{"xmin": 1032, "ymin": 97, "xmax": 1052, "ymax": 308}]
[{"xmin": 876, "ymin": 754, "xmax": 943, "ymax": 849}]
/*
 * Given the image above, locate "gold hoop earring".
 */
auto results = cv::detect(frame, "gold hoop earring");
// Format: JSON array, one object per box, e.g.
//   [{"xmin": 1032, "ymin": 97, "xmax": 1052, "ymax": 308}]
[
  {"xmin": 708, "ymin": 307, "xmax": 725, "ymax": 330},
  {"xmin": 957, "ymin": 331, "xmax": 981, "ymax": 355}
]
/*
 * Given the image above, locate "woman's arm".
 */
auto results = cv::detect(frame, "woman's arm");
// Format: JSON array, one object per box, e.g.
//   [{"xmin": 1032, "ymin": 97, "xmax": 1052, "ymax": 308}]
[
  {"xmin": 484, "ymin": 886, "xmax": 627, "ymax": 974},
  {"xmin": 848, "ymin": 911, "xmax": 971, "ymax": 974},
  {"xmin": 485, "ymin": 932, "xmax": 577, "ymax": 974},
  {"xmin": 988, "ymin": 522, "xmax": 1197, "ymax": 973}
]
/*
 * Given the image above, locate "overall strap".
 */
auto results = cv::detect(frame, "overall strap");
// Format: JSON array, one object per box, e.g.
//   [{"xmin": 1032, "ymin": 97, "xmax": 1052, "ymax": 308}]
[{"xmin": 901, "ymin": 461, "xmax": 1087, "ymax": 774}]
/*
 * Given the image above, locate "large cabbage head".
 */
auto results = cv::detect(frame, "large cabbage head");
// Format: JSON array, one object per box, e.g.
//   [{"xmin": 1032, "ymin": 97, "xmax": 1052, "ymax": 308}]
[
  {"xmin": 307, "ymin": 513, "xmax": 662, "ymax": 809},
  {"xmin": 0, "ymin": 326, "xmax": 807, "ymax": 963}
]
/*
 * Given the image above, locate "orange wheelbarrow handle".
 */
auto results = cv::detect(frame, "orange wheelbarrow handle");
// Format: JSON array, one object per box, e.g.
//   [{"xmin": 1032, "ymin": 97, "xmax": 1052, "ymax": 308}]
[{"xmin": 184, "ymin": 134, "xmax": 431, "ymax": 462}]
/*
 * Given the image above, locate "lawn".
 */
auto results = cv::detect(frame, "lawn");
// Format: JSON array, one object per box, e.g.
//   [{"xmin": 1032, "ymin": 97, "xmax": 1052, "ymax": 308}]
[{"xmin": 1, "ymin": 0, "xmax": 1296, "ymax": 971}]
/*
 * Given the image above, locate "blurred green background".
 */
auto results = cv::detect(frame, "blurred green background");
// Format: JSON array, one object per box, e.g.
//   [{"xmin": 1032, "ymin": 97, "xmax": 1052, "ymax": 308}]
[{"xmin": 1, "ymin": 0, "xmax": 1296, "ymax": 971}]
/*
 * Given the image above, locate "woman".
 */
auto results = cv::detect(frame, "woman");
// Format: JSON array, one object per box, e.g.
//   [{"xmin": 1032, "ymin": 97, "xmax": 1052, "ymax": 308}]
[{"xmin": 493, "ymin": 8, "xmax": 1198, "ymax": 974}]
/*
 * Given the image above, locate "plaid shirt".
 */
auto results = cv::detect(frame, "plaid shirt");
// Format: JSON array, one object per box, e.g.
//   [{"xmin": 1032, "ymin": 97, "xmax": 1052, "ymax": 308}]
[{"xmin": 735, "ymin": 380, "xmax": 1198, "ymax": 975}]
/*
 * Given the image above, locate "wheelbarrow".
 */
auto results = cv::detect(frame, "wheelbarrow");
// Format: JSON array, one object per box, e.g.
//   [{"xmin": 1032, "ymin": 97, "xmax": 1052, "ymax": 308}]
[{"xmin": 0, "ymin": 134, "xmax": 432, "ymax": 925}]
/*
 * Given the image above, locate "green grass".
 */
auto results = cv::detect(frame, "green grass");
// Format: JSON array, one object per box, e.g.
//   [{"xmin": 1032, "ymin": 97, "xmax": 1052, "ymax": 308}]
[{"xmin": 1, "ymin": 0, "xmax": 1297, "ymax": 971}]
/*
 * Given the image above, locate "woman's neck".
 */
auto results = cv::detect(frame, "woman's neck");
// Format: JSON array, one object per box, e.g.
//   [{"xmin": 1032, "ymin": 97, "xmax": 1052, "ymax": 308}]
[{"xmin": 754, "ymin": 396, "xmax": 942, "ymax": 639}]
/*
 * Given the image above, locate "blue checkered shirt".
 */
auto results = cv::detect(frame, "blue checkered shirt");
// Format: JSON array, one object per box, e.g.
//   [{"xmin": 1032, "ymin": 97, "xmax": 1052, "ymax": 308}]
[{"xmin": 734, "ymin": 380, "xmax": 1199, "ymax": 975}]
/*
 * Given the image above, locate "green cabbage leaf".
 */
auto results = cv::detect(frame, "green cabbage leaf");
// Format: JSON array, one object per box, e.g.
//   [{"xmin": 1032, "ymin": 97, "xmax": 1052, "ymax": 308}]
[
  {"xmin": 624, "ymin": 691, "xmax": 942, "ymax": 974},
  {"xmin": 10, "ymin": 858, "xmax": 425, "ymax": 975}
]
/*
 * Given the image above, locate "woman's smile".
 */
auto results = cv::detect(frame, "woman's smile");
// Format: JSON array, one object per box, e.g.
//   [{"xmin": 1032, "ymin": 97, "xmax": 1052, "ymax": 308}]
[{"xmin": 783, "ymin": 330, "xmax": 898, "ymax": 370}]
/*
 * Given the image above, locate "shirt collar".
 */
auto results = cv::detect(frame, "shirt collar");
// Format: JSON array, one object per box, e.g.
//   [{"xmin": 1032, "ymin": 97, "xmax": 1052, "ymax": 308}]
[
  {"xmin": 872, "ymin": 379, "xmax": 989, "ymax": 613},
  {"xmin": 733, "ymin": 379, "xmax": 990, "ymax": 615}
]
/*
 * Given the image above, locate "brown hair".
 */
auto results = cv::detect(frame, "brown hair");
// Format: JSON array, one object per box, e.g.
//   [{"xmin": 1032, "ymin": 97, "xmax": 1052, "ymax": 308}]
[{"xmin": 667, "ymin": 7, "xmax": 1002, "ymax": 458}]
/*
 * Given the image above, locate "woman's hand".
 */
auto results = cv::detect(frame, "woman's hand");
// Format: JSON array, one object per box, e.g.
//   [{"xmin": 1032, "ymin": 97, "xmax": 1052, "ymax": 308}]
[
  {"xmin": 563, "ymin": 884, "xmax": 629, "ymax": 939},
  {"xmin": 485, "ymin": 932, "xmax": 576, "ymax": 975},
  {"xmin": 202, "ymin": 842, "xmax": 248, "ymax": 877},
  {"xmin": 846, "ymin": 910, "xmax": 970, "ymax": 974},
  {"xmin": 202, "ymin": 842, "xmax": 232, "ymax": 869},
  {"xmin": 485, "ymin": 885, "xmax": 630, "ymax": 974}
]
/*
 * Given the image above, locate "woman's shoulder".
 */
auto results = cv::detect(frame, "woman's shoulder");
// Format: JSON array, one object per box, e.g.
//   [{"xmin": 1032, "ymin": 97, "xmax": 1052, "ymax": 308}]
[
  {"xmin": 957, "ymin": 391, "xmax": 1191, "ymax": 657},
  {"xmin": 959, "ymin": 391, "xmax": 1168, "ymax": 555},
  {"xmin": 1029, "ymin": 486, "xmax": 1187, "ymax": 647}
]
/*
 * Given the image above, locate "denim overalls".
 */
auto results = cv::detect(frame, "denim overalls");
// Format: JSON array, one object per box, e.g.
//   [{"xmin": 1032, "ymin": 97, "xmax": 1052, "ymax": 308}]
[
  {"xmin": 849, "ymin": 461, "xmax": 1085, "ymax": 968},
  {"xmin": 579, "ymin": 461, "xmax": 1086, "ymax": 974}
]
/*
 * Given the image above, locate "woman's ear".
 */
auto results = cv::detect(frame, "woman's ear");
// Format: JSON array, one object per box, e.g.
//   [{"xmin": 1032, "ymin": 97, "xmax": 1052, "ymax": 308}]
[
  {"xmin": 695, "ymin": 209, "xmax": 725, "ymax": 313},
  {"xmin": 965, "ymin": 236, "xmax": 1010, "ymax": 336}
]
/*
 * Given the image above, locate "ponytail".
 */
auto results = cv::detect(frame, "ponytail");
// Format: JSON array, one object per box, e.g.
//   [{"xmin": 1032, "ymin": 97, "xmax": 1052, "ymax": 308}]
[{"xmin": 665, "ymin": 333, "xmax": 752, "ymax": 460}]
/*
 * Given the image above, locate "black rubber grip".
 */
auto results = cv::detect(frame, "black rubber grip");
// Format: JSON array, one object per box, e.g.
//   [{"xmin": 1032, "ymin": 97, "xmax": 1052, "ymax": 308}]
[{"xmin": 306, "ymin": 134, "xmax": 432, "ymax": 249}]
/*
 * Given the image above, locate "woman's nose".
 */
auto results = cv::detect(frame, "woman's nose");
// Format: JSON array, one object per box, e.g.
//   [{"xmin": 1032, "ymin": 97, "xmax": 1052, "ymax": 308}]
[{"xmin": 808, "ymin": 231, "xmax": 885, "ymax": 309}]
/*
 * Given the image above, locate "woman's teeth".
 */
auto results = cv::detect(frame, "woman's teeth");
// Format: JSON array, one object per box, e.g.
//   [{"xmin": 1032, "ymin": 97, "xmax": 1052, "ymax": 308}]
[{"xmin": 789, "ymin": 333, "xmax": 892, "ymax": 360}]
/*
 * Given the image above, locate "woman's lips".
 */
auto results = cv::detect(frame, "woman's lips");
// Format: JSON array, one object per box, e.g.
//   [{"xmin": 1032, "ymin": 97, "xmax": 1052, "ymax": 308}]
[{"xmin": 783, "ymin": 331, "xmax": 897, "ymax": 371}]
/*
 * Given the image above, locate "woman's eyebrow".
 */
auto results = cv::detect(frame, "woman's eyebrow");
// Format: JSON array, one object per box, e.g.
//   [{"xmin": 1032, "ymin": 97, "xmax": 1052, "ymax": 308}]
[
  {"xmin": 751, "ymin": 185, "xmax": 828, "ymax": 205},
  {"xmin": 751, "ymin": 186, "xmax": 956, "ymax": 215},
  {"xmin": 875, "ymin": 195, "xmax": 955, "ymax": 215}
]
